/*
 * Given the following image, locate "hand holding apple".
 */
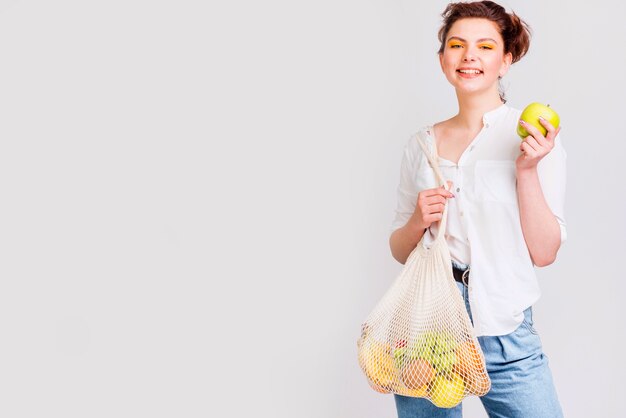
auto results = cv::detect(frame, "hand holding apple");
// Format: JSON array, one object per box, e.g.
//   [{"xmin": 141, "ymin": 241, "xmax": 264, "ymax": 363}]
[
  {"xmin": 517, "ymin": 102, "xmax": 560, "ymax": 139},
  {"xmin": 516, "ymin": 103, "xmax": 561, "ymax": 169}
]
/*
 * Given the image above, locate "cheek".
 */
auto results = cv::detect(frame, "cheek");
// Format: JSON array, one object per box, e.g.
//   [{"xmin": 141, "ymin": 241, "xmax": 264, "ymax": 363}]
[
  {"xmin": 486, "ymin": 62, "xmax": 501, "ymax": 74},
  {"xmin": 441, "ymin": 55, "xmax": 456, "ymax": 72},
  {"xmin": 486, "ymin": 55, "xmax": 506, "ymax": 72}
]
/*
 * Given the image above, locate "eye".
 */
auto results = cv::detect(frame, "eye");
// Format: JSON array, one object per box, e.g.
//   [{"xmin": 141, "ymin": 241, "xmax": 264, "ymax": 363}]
[
  {"xmin": 478, "ymin": 44, "xmax": 494, "ymax": 50},
  {"xmin": 448, "ymin": 43, "xmax": 464, "ymax": 49}
]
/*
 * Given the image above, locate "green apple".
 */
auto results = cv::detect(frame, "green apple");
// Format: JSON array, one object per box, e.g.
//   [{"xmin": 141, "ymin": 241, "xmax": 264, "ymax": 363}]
[
  {"xmin": 517, "ymin": 102, "xmax": 560, "ymax": 139},
  {"xmin": 394, "ymin": 346, "xmax": 407, "ymax": 369},
  {"xmin": 411, "ymin": 331, "xmax": 458, "ymax": 373},
  {"xmin": 433, "ymin": 350, "xmax": 457, "ymax": 375}
]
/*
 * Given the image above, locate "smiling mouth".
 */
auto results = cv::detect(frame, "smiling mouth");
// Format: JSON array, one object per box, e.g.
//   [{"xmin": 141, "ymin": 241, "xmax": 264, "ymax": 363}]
[{"xmin": 457, "ymin": 69, "xmax": 483, "ymax": 74}]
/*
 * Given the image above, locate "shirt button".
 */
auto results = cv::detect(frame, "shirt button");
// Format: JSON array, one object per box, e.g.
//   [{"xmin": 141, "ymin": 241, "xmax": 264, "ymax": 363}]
[
  {"xmin": 456, "ymin": 187, "xmax": 460, "ymax": 192},
  {"xmin": 460, "ymin": 211, "xmax": 464, "ymax": 217}
]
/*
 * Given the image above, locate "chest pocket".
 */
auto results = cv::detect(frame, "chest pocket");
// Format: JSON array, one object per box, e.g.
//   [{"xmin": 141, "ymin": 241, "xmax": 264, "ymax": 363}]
[{"xmin": 474, "ymin": 160, "xmax": 517, "ymax": 204}]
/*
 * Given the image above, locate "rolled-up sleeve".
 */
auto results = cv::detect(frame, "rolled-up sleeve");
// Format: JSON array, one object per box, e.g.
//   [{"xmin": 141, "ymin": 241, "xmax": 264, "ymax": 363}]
[
  {"xmin": 390, "ymin": 136, "xmax": 419, "ymax": 234},
  {"xmin": 537, "ymin": 134, "xmax": 567, "ymax": 243}
]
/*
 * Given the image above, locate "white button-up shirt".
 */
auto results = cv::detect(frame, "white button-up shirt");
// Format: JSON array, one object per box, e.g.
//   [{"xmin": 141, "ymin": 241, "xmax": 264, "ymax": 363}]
[{"xmin": 391, "ymin": 104, "xmax": 567, "ymax": 336}]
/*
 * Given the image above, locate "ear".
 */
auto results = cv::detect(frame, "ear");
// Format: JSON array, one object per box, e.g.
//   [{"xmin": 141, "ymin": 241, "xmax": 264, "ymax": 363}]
[
  {"xmin": 499, "ymin": 52, "xmax": 513, "ymax": 77},
  {"xmin": 439, "ymin": 53, "xmax": 444, "ymax": 72}
]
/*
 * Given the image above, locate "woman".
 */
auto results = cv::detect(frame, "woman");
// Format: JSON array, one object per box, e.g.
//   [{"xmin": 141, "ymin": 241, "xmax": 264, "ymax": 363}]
[{"xmin": 389, "ymin": 1, "xmax": 565, "ymax": 417}]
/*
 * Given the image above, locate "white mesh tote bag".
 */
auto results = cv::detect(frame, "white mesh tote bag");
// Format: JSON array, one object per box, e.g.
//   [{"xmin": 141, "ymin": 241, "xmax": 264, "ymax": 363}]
[{"xmin": 357, "ymin": 131, "xmax": 491, "ymax": 408}]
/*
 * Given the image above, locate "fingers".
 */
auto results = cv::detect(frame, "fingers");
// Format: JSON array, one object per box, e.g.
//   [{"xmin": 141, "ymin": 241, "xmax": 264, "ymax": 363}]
[
  {"xmin": 423, "ymin": 184, "xmax": 454, "ymax": 199},
  {"xmin": 416, "ymin": 183, "xmax": 454, "ymax": 226},
  {"xmin": 520, "ymin": 140, "xmax": 538, "ymax": 159},
  {"xmin": 421, "ymin": 203, "xmax": 446, "ymax": 223},
  {"xmin": 538, "ymin": 116, "xmax": 558, "ymax": 140},
  {"xmin": 521, "ymin": 133, "xmax": 540, "ymax": 150},
  {"xmin": 519, "ymin": 120, "xmax": 547, "ymax": 145},
  {"xmin": 519, "ymin": 119, "xmax": 558, "ymax": 161},
  {"xmin": 521, "ymin": 117, "xmax": 559, "ymax": 144},
  {"xmin": 425, "ymin": 202, "xmax": 446, "ymax": 213},
  {"xmin": 417, "ymin": 192, "xmax": 448, "ymax": 210}
]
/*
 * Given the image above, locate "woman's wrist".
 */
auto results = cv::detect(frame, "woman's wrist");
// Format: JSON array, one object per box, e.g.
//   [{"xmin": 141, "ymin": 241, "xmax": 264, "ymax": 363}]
[
  {"xmin": 515, "ymin": 164, "xmax": 538, "ymax": 179},
  {"xmin": 407, "ymin": 214, "xmax": 428, "ymax": 235}
]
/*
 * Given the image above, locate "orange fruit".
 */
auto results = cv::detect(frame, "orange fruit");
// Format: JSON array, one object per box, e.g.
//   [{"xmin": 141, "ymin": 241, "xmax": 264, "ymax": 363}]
[
  {"xmin": 453, "ymin": 340, "xmax": 490, "ymax": 396},
  {"xmin": 401, "ymin": 384, "xmax": 428, "ymax": 398},
  {"xmin": 454, "ymin": 341, "xmax": 484, "ymax": 374}
]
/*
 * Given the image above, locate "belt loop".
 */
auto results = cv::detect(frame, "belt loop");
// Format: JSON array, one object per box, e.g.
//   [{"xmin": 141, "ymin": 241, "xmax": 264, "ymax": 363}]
[{"xmin": 462, "ymin": 268, "xmax": 470, "ymax": 287}]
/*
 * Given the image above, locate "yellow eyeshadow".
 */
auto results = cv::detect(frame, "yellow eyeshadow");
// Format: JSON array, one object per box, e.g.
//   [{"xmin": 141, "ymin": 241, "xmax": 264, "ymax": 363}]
[
  {"xmin": 448, "ymin": 41, "xmax": 464, "ymax": 47},
  {"xmin": 478, "ymin": 43, "xmax": 495, "ymax": 49}
]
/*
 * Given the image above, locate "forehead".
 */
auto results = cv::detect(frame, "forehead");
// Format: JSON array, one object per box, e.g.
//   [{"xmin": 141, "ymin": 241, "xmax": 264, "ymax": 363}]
[{"xmin": 446, "ymin": 18, "xmax": 503, "ymax": 42}]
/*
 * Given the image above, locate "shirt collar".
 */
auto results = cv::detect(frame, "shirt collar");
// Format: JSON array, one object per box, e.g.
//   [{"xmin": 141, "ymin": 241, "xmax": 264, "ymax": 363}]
[{"xmin": 482, "ymin": 103, "xmax": 509, "ymax": 128}]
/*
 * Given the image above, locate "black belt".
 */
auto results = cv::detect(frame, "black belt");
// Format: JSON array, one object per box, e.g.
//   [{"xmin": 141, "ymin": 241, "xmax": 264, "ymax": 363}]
[{"xmin": 452, "ymin": 265, "xmax": 470, "ymax": 285}]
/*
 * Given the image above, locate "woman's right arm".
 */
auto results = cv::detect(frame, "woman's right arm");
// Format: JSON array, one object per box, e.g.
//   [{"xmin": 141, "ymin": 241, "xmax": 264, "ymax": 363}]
[{"xmin": 390, "ymin": 185, "xmax": 454, "ymax": 264}]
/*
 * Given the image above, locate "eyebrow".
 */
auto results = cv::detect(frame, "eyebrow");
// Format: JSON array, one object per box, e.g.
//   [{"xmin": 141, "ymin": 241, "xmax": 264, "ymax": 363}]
[{"xmin": 447, "ymin": 36, "xmax": 498, "ymax": 44}]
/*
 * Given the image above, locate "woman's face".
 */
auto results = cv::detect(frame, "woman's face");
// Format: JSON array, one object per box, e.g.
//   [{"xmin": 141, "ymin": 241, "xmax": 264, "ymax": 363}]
[{"xmin": 439, "ymin": 18, "xmax": 512, "ymax": 98}]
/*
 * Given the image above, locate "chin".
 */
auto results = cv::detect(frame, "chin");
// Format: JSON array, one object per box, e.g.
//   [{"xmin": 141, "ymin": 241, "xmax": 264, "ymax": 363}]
[
  {"xmin": 446, "ymin": 73, "xmax": 499, "ymax": 92},
  {"xmin": 454, "ymin": 86, "xmax": 488, "ymax": 96}
]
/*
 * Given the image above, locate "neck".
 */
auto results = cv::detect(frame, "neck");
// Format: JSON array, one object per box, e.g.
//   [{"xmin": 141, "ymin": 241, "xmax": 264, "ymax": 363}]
[{"xmin": 453, "ymin": 91, "xmax": 504, "ymax": 130}]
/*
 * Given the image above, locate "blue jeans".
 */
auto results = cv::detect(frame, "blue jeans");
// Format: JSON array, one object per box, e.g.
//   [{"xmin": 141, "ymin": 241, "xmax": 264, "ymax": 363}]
[{"xmin": 394, "ymin": 281, "xmax": 563, "ymax": 418}]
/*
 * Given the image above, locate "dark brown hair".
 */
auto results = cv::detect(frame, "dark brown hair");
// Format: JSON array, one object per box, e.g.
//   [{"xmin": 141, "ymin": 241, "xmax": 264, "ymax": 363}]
[{"xmin": 437, "ymin": 1, "xmax": 531, "ymax": 63}]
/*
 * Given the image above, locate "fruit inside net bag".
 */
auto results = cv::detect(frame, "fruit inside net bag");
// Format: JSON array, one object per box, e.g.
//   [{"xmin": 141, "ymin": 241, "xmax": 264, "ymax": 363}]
[{"xmin": 357, "ymin": 132, "xmax": 490, "ymax": 408}]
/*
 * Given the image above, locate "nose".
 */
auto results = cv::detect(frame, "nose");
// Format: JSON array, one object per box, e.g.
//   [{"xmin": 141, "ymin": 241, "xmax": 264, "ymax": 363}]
[
  {"xmin": 463, "ymin": 51, "xmax": 476, "ymax": 62},
  {"xmin": 462, "ymin": 47, "xmax": 477, "ymax": 62}
]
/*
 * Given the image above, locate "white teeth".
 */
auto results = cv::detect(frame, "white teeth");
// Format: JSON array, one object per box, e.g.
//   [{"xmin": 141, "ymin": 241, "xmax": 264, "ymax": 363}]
[{"xmin": 459, "ymin": 69, "xmax": 481, "ymax": 74}]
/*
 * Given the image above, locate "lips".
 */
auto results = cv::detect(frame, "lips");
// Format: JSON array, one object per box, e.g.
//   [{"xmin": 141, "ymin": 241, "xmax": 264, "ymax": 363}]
[
  {"xmin": 457, "ymin": 68, "xmax": 483, "ymax": 75},
  {"xmin": 456, "ymin": 68, "xmax": 483, "ymax": 78}
]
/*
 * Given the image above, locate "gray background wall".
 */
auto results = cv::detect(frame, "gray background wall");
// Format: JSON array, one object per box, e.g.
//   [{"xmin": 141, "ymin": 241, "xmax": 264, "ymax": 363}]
[{"xmin": 1, "ymin": 0, "xmax": 624, "ymax": 417}]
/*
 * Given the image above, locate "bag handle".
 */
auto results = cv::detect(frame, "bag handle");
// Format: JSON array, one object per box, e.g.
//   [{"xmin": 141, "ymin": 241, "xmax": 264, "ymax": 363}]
[{"xmin": 415, "ymin": 130, "xmax": 450, "ymax": 239}]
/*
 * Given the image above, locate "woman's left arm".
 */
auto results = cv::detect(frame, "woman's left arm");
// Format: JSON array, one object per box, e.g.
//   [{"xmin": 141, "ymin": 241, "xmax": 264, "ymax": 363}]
[{"xmin": 516, "ymin": 118, "xmax": 567, "ymax": 267}]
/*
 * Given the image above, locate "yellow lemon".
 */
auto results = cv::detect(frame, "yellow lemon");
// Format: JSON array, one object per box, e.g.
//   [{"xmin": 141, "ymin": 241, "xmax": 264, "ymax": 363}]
[{"xmin": 429, "ymin": 373, "xmax": 466, "ymax": 408}]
